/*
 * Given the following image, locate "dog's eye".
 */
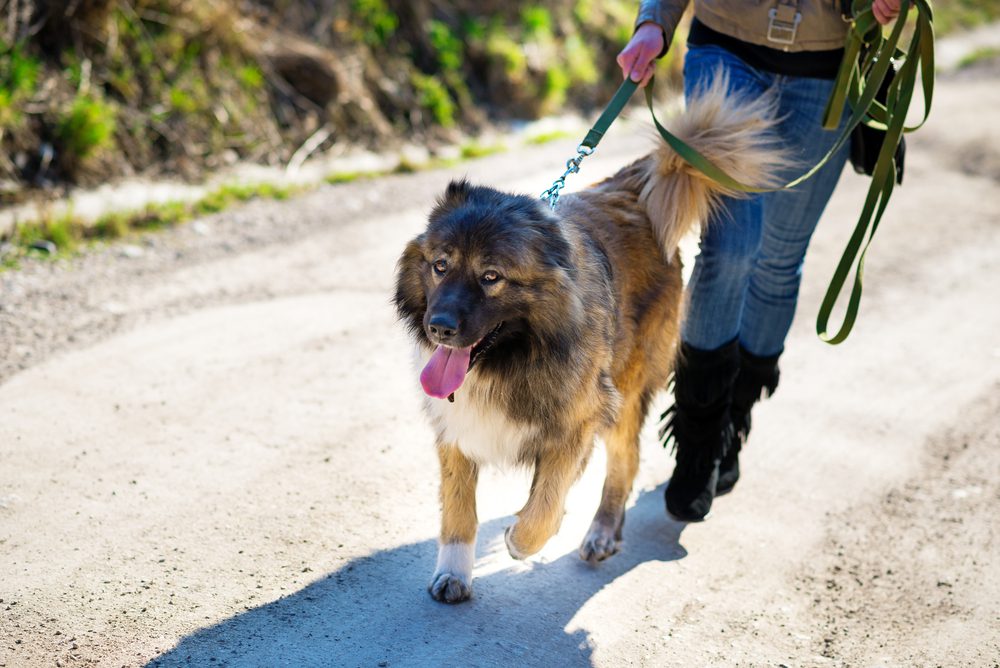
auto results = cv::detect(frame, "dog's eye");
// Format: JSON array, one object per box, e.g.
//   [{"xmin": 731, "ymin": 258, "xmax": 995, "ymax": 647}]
[
  {"xmin": 481, "ymin": 270, "xmax": 500, "ymax": 284},
  {"xmin": 433, "ymin": 259, "xmax": 448, "ymax": 275}
]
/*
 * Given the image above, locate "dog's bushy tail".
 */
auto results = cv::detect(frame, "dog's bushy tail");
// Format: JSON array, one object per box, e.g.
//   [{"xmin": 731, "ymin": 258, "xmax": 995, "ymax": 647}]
[{"xmin": 640, "ymin": 71, "xmax": 791, "ymax": 258}]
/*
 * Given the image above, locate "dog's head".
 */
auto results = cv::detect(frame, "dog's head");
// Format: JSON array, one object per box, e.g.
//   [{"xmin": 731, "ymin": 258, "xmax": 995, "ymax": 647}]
[{"xmin": 394, "ymin": 179, "xmax": 577, "ymax": 398}]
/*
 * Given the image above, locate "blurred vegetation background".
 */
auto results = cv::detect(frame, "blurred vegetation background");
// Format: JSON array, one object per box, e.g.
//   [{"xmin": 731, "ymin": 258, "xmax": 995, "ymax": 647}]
[
  {"xmin": 0, "ymin": 0, "xmax": 685, "ymax": 201},
  {"xmin": 1, "ymin": 0, "xmax": 997, "ymax": 202}
]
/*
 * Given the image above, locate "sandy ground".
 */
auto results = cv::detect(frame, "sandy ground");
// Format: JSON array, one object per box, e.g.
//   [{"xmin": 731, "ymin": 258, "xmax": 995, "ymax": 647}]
[{"xmin": 1, "ymin": 62, "xmax": 999, "ymax": 667}]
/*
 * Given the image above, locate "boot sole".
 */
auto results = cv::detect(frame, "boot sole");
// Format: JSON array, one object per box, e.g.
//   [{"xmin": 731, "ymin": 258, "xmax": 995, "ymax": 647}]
[
  {"xmin": 715, "ymin": 481, "xmax": 737, "ymax": 497},
  {"xmin": 665, "ymin": 507, "xmax": 712, "ymax": 523}
]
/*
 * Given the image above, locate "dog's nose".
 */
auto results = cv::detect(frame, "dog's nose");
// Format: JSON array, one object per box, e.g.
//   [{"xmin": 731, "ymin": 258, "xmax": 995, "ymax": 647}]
[{"xmin": 427, "ymin": 313, "xmax": 459, "ymax": 342}]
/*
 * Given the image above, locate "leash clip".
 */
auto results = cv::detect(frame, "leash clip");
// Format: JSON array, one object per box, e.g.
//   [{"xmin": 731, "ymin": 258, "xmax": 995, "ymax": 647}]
[{"xmin": 540, "ymin": 144, "xmax": 595, "ymax": 209}]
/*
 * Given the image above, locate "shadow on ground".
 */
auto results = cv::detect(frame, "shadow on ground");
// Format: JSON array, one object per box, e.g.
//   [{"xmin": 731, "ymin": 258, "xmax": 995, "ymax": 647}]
[{"xmin": 148, "ymin": 485, "xmax": 686, "ymax": 667}]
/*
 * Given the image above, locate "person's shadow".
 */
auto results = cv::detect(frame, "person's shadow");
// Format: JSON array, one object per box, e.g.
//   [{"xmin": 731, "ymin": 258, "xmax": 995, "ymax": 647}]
[{"xmin": 147, "ymin": 485, "xmax": 686, "ymax": 667}]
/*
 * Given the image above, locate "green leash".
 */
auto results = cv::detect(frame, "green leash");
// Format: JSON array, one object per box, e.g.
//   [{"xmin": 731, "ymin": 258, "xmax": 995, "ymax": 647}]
[{"xmin": 543, "ymin": 0, "xmax": 934, "ymax": 344}]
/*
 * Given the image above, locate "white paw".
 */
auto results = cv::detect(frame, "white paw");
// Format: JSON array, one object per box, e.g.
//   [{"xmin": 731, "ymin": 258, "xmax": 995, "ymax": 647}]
[
  {"xmin": 428, "ymin": 571, "xmax": 472, "ymax": 603},
  {"xmin": 429, "ymin": 542, "xmax": 474, "ymax": 603},
  {"xmin": 578, "ymin": 520, "xmax": 620, "ymax": 564}
]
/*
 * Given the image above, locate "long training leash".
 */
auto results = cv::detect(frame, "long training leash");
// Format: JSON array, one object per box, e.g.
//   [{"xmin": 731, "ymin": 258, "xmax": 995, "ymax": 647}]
[{"xmin": 541, "ymin": 0, "xmax": 934, "ymax": 344}]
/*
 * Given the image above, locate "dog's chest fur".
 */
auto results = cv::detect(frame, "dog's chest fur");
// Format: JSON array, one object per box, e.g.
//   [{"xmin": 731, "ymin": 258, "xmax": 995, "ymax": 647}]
[{"xmin": 416, "ymin": 348, "xmax": 536, "ymax": 466}]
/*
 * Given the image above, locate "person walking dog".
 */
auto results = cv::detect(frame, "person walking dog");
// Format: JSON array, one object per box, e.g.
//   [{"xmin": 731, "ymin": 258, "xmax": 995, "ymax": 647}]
[{"xmin": 618, "ymin": 0, "xmax": 902, "ymax": 522}]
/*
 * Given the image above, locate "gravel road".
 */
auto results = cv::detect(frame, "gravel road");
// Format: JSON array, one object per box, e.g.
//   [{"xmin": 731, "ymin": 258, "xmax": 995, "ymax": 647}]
[{"xmin": 1, "ymin": 63, "xmax": 998, "ymax": 667}]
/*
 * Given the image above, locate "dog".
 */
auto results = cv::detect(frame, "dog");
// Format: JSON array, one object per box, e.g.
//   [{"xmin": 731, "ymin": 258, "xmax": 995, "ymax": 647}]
[{"xmin": 394, "ymin": 74, "xmax": 786, "ymax": 603}]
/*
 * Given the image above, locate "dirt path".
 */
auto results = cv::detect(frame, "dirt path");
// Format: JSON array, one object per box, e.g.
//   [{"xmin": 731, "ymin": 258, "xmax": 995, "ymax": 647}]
[{"xmin": 1, "ymin": 64, "xmax": 998, "ymax": 667}]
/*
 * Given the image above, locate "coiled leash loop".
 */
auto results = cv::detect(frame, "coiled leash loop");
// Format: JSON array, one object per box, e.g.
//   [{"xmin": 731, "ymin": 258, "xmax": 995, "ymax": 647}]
[{"xmin": 541, "ymin": 0, "xmax": 934, "ymax": 344}]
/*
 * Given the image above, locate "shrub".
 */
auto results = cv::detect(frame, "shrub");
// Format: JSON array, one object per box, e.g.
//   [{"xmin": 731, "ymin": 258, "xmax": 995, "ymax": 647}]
[
  {"xmin": 413, "ymin": 74, "xmax": 455, "ymax": 127},
  {"xmin": 0, "ymin": 41, "xmax": 40, "ymax": 127},
  {"xmin": 351, "ymin": 0, "xmax": 399, "ymax": 47},
  {"xmin": 428, "ymin": 20, "xmax": 463, "ymax": 73},
  {"xmin": 57, "ymin": 95, "xmax": 117, "ymax": 160},
  {"xmin": 521, "ymin": 7, "xmax": 553, "ymax": 39}
]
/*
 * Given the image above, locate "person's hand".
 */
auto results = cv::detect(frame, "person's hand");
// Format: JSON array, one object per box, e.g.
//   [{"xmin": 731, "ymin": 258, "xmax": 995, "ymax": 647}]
[
  {"xmin": 616, "ymin": 22, "xmax": 665, "ymax": 88},
  {"xmin": 872, "ymin": 0, "xmax": 902, "ymax": 24}
]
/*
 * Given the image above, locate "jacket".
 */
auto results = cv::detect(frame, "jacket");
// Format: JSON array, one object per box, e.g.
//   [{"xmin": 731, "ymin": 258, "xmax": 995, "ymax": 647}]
[{"xmin": 637, "ymin": 0, "xmax": 850, "ymax": 52}]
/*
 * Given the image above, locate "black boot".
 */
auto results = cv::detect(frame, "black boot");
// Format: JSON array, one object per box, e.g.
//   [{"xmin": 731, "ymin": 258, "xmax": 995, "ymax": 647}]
[
  {"xmin": 716, "ymin": 346, "xmax": 781, "ymax": 495},
  {"xmin": 661, "ymin": 339, "xmax": 740, "ymax": 522}
]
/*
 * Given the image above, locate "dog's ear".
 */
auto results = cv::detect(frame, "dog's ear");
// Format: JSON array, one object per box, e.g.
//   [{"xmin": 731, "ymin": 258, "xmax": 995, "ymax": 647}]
[
  {"xmin": 432, "ymin": 179, "xmax": 471, "ymax": 216},
  {"xmin": 393, "ymin": 235, "xmax": 428, "ymax": 337},
  {"xmin": 444, "ymin": 178, "xmax": 470, "ymax": 203}
]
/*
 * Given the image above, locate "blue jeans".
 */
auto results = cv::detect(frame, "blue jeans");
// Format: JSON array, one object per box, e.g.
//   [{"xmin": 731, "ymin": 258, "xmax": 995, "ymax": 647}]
[{"xmin": 680, "ymin": 43, "xmax": 850, "ymax": 357}]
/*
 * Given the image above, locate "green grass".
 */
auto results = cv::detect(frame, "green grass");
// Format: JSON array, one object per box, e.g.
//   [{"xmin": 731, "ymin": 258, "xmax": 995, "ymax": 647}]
[
  {"xmin": 237, "ymin": 65, "xmax": 264, "ymax": 89},
  {"xmin": 412, "ymin": 74, "xmax": 456, "ymax": 127},
  {"xmin": 12, "ymin": 211, "xmax": 83, "ymax": 256},
  {"xmin": 565, "ymin": 34, "xmax": 599, "ymax": 86},
  {"xmin": 393, "ymin": 157, "xmax": 421, "ymax": 174},
  {"xmin": 525, "ymin": 129, "xmax": 575, "ymax": 145},
  {"xmin": 195, "ymin": 183, "xmax": 295, "ymax": 214},
  {"xmin": 326, "ymin": 171, "xmax": 366, "ymax": 184},
  {"xmin": 351, "ymin": 0, "xmax": 399, "ymax": 47},
  {"xmin": 0, "ymin": 41, "xmax": 40, "ymax": 127},
  {"xmin": 3, "ymin": 123, "xmax": 536, "ymax": 274},
  {"xmin": 324, "ymin": 169, "xmax": 392, "ymax": 184},
  {"xmin": 57, "ymin": 95, "xmax": 117, "ymax": 160},
  {"xmin": 325, "ymin": 140, "xmax": 505, "ymax": 185},
  {"xmin": 956, "ymin": 45, "xmax": 1000, "ymax": 68},
  {"xmin": 145, "ymin": 200, "xmax": 192, "ymax": 226},
  {"xmin": 428, "ymin": 20, "xmax": 463, "ymax": 73},
  {"xmin": 2, "ymin": 181, "xmax": 305, "ymax": 271},
  {"xmin": 521, "ymin": 7, "xmax": 553, "ymax": 40},
  {"xmin": 541, "ymin": 68, "xmax": 571, "ymax": 113},
  {"xmin": 92, "ymin": 211, "xmax": 131, "ymax": 238},
  {"xmin": 932, "ymin": 0, "xmax": 1000, "ymax": 35},
  {"xmin": 460, "ymin": 141, "xmax": 506, "ymax": 159},
  {"xmin": 485, "ymin": 30, "xmax": 528, "ymax": 81}
]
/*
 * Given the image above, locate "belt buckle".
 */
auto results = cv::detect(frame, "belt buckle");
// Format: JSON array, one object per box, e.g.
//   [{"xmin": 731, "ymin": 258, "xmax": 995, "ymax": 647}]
[{"xmin": 767, "ymin": 7, "xmax": 801, "ymax": 46}]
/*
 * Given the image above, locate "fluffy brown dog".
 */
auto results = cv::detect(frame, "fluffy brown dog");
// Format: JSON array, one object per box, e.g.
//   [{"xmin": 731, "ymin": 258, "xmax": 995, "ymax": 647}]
[{"xmin": 394, "ymin": 75, "xmax": 786, "ymax": 603}]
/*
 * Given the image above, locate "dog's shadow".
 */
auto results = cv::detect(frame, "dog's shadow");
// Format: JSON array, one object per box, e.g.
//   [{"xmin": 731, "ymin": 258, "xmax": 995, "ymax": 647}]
[{"xmin": 147, "ymin": 485, "xmax": 686, "ymax": 667}]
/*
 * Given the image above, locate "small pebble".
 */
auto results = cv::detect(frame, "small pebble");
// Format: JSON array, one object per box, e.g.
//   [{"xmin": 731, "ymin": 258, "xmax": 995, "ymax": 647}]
[
  {"xmin": 119, "ymin": 244, "xmax": 145, "ymax": 258},
  {"xmin": 29, "ymin": 240, "xmax": 57, "ymax": 255}
]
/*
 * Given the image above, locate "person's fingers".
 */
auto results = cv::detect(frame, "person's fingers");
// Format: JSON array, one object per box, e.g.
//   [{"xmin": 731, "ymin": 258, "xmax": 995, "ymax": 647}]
[
  {"xmin": 872, "ymin": 0, "xmax": 886, "ymax": 24},
  {"xmin": 629, "ymin": 43, "xmax": 656, "ymax": 81},
  {"xmin": 872, "ymin": 0, "xmax": 901, "ymax": 24},
  {"xmin": 639, "ymin": 62, "xmax": 655, "ymax": 88},
  {"xmin": 873, "ymin": 0, "xmax": 883, "ymax": 22},
  {"xmin": 618, "ymin": 47, "xmax": 638, "ymax": 80}
]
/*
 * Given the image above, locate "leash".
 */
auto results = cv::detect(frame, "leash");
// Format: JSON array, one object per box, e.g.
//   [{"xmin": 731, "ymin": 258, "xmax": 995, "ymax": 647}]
[
  {"xmin": 541, "ymin": 0, "xmax": 934, "ymax": 344},
  {"xmin": 538, "ymin": 81, "xmax": 637, "ymax": 207}
]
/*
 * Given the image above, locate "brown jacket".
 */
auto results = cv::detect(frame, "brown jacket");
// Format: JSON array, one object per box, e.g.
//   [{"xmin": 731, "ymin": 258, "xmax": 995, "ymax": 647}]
[{"xmin": 637, "ymin": 0, "xmax": 849, "ymax": 52}]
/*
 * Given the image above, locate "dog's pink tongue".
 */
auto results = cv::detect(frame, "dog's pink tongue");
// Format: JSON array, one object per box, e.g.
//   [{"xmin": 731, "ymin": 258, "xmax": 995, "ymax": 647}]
[{"xmin": 420, "ymin": 345, "xmax": 472, "ymax": 399}]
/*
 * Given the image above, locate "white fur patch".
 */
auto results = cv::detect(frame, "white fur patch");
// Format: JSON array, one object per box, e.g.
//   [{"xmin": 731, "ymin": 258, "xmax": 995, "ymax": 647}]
[
  {"xmin": 434, "ymin": 541, "xmax": 475, "ymax": 579},
  {"xmin": 414, "ymin": 345, "xmax": 536, "ymax": 467}
]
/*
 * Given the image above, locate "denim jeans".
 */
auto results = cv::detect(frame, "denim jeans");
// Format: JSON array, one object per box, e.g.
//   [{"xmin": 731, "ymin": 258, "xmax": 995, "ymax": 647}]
[{"xmin": 680, "ymin": 43, "xmax": 850, "ymax": 357}]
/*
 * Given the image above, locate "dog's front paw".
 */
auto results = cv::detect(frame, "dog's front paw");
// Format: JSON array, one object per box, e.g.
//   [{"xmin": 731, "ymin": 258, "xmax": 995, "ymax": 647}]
[
  {"xmin": 428, "ymin": 571, "xmax": 472, "ymax": 603},
  {"xmin": 578, "ymin": 520, "xmax": 620, "ymax": 564},
  {"xmin": 505, "ymin": 520, "xmax": 548, "ymax": 560}
]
